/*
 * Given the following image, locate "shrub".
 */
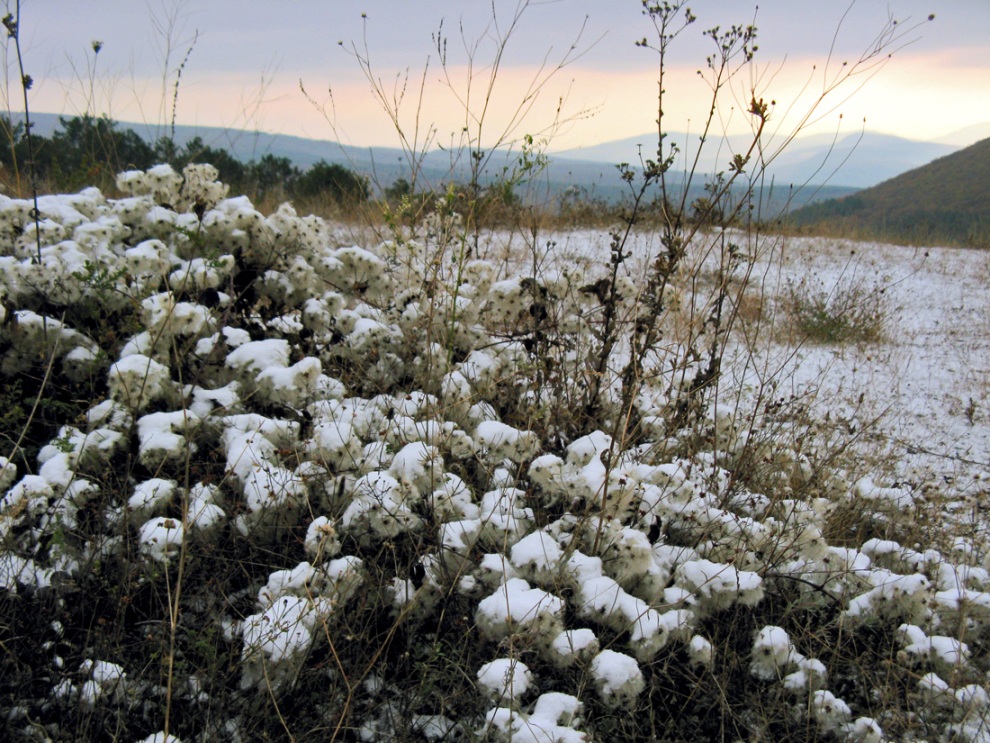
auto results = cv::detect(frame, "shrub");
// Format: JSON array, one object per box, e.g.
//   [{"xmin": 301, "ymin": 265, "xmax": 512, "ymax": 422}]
[
  {"xmin": 293, "ymin": 159, "xmax": 370, "ymax": 204},
  {"xmin": 785, "ymin": 276, "xmax": 889, "ymax": 344}
]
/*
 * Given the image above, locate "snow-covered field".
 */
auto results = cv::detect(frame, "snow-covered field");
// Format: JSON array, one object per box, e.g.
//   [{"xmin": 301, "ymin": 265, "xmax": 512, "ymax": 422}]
[
  {"xmin": 735, "ymin": 237, "xmax": 990, "ymax": 555},
  {"xmin": 1, "ymin": 165, "xmax": 988, "ymax": 742},
  {"xmin": 772, "ymin": 238, "xmax": 990, "ymax": 539}
]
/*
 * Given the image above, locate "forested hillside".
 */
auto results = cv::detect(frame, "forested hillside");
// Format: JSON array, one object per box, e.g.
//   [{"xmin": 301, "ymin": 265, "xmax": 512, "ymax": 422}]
[{"xmin": 788, "ymin": 137, "xmax": 990, "ymax": 247}]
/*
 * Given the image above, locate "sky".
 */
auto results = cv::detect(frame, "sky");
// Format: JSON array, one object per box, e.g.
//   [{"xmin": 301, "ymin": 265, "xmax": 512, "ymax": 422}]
[{"xmin": 4, "ymin": 0, "xmax": 990, "ymax": 154}]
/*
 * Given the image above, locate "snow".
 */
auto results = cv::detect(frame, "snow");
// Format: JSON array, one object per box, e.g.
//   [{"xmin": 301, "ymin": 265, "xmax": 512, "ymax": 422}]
[
  {"xmin": 241, "ymin": 465, "xmax": 306, "ymax": 512},
  {"xmin": 136, "ymin": 734, "xmax": 184, "ymax": 743},
  {"xmin": 478, "ymin": 487, "xmax": 534, "ymax": 546},
  {"xmin": 493, "ymin": 692, "xmax": 587, "ymax": 742},
  {"xmin": 0, "ymin": 456, "xmax": 17, "ymax": 492},
  {"xmin": 240, "ymin": 595, "xmax": 318, "ymax": 690},
  {"xmin": 256, "ymin": 356, "xmax": 323, "ymax": 406},
  {"xmin": 565, "ymin": 431, "xmax": 612, "ymax": 467},
  {"xmin": 510, "ymin": 530, "xmax": 564, "ymax": 576},
  {"xmin": 550, "ymin": 628, "xmax": 600, "ymax": 668},
  {"xmin": 137, "ymin": 410, "xmax": 199, "ymax": 466},
  {"xmin": 73, "ymin": 659, "xmax": 127, "ymax": 708},
  {"xmin": 0, "ymin": 552, "xmax": 55, "ymax": 592},
  {"xmin": 225, "ymin": 338, "xmax": 291, "ymax": 377},
  {"xmin": 753, "ymin": 238, "xmax": 990, "ymax": 518},
  {"xmin": 898, "ymin": 623, "xmax": 970, "ymax": 668},
  {"xmin": 588, "ymin": 649, "xmax": 644, "ymax": 708},
  {"xmin": 841, "ymin": 717, "xmax": 884, "ymax": 743},
  {"xmin": 750, "ymin": 625, "xmax": 796, "ymax": 680},
  {"xmin": 476, "ymin": 658, "xmax": 533, "ymax": 702},
  {"xmin": 138, "ymin": 517, "xmax": 184, "ymax": 563},
  {"xmin": 127, "ymin": 478, "xmax": 176, "ymax": 521},
  {"xmin": 687, "ymin": 634, "xmax": 714, "ymax": 667},
  {"xmin": 811, "ymin": 689, "xmax": 852, "ymax": 732},
  {"xmin": 476, "ymin": 578, "xmax": 564, "ymax": 640},
  {"xmin": 852, "ymin": 476, "xmax": 915, "ymax": 510},
  {"xmin": 307, "ymin": 419, "xmax": 362, "ymax": 470},
  {"xmin": 675, "ymin": 559, "xmax": 764, "ymax": 610},
  {"xmin": 475, "ymin": 420, "xmax": 540, "ymax": 462},
  {"xmin": 107, "ymin": 353, "xmax": 174, "ymax": 410},
  {"xmin": 304, "ymin": 516, "xmax": 341, "ymax": 561},
  {"xmin": 187, "ymin": 484, "xmax": 225, "ymax": 530},
  {"xmin": 390, "ymin": 441, "xmax": 443, "ymax": 489}
]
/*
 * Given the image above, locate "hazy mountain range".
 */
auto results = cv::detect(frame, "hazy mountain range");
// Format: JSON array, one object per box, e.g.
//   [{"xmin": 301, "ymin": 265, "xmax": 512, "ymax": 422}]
[
  {"xmin": 550, "ymin": 123, "xmax": 990, "ymax": 189},
  {"xmin": 14, "ymin": 112, "xmax": 990, "ymax": 214}
]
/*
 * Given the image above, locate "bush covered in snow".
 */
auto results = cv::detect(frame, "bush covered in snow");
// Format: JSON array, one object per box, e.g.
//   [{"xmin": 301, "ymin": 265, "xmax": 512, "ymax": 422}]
[{"xmin": 0, "ymin": 160, "xmax": 988, "ymax": 743}]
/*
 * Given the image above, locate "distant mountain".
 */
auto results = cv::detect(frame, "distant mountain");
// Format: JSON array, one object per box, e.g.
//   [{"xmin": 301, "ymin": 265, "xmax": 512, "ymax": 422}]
[
  {"xmin": 787, "ymin": 137, "xmax": 990, "ymax": 247},
  {"xmin": 936, "ymin": 122, "xmax": 990, "ymax": 147},
  {"xmin": 766, "ymin": 133, "xmax": 958, "ymax": 189},
  {"xmin": 10, "ymin": 111, "xmax": 851, "ymax": 211},
  {"xmin": 552, "ymin": 131, "xmax": 961, "ymax": 189},
  {"xmin": 8, "ymin": 111, "xmax": 632, "ymax": 200}
]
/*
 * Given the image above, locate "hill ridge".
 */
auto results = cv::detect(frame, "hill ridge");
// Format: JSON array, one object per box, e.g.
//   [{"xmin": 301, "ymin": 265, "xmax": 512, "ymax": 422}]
[{"xmin": 787, "ymin": 136, "xmax": 990, "ymax": 247}]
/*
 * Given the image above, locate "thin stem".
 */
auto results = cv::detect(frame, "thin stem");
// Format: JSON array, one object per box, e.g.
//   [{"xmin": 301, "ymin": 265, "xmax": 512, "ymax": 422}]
[{"xmin": 3, "ymin": 2, "xmax": 41, "ymax": 265}]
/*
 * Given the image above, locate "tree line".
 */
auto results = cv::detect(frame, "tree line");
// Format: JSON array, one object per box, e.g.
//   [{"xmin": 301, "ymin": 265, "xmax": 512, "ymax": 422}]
[{"xmin": 0, "ymin": 114, "xmax": 370, "ymax": 204}]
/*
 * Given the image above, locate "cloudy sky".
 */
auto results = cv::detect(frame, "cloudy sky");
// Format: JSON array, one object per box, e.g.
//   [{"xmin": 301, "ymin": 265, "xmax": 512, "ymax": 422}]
[{"xmin": 5, "ymin": 1, "xmax": 989, "ymax": 153}]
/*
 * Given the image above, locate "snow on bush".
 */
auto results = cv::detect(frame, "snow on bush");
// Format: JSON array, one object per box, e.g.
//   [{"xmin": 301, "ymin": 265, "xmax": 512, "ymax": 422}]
[
  {"xmin": 674, "ymin": 558, "xmax": 764, "ymax": 612},
  {"xmin": 589, "ymin": 649, "xmax": 644, "ymax": 708},
  {"xmin": 476, "ymin": 578, "xmax": 565, "ymax": 642},
  {"xmin": 138, "ymin": 516, "xmax": 184, "ymax": 563},
  {"xmin": 2, "ymin": 167, "xmax": 989, "ymax": 741},
  {"xmin": 108, "ymin": 353, "xmax": 176, "ymax": 411},
  {"xmin": 477, "ymin": 657, "xmax": 533, "ymax": 704},
  {"xmin": 483, "ymin": 691, "xmax": 587, "ymax": 742}
]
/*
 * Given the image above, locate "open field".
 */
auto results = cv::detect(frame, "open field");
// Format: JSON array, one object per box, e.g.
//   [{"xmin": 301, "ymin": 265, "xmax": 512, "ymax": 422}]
[{"xmin": 766, "ymin": 237, "xmax": 990, "ymax": 538}]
